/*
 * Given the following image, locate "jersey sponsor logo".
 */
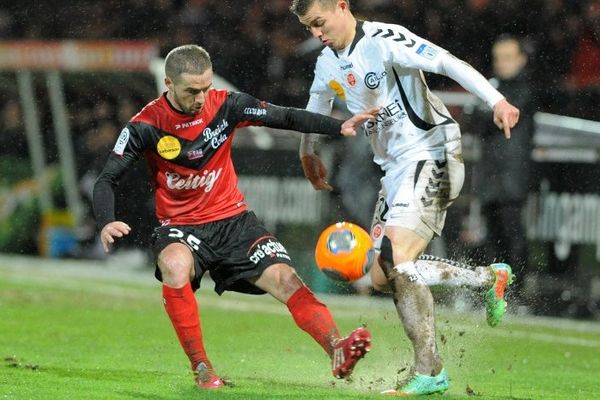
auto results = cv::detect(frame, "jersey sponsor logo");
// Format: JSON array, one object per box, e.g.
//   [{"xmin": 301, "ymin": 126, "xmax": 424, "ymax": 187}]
[
  {"xmin": 187, "ymin": 149, "xmax": 204, "ymax": 160},
  {"xmin": 364, "ymin": 70, "xmax": 388, "ymax": 90},
  {"xmin": 248, "ymin": 237, "xmax": 290, "ymax": 264},
  {"xmin": 113, "ymin": 127, "xmax": 130, "ymax": 156},
  {"xmin": 243, "ymin": 107, "xmax": 267, "ymax": 116},
  {"xmin": 346, "ymin": 72, "xmax": 357, "ymax": 87},
  {"xmin": 157, "ymin": 135, "xmax": 181, "ymax": 160},
  {"xmin": 328, "ymin": 80, "xmax": 346, "ymax": 100},
  {"xmin": 416, "ymin": 44, "xmax": 438, "ymax": 60},
  {"xmin": 165, "ymin": 168, "xmax": 222, "ymax": 192},
  {"xmin": 175, "ymin": 118, "xmax": 204, "ymax": 130},
  {"xmin": 340, "ymin": 62, "xmax": 354, "ymax": 70},
  {"xmin": 203, "ymin": 119, "xmax": 229, "ymax": 149},
  {"xmin": 365, "ymin": 98, "xmax": 407, "ymax": 135}
]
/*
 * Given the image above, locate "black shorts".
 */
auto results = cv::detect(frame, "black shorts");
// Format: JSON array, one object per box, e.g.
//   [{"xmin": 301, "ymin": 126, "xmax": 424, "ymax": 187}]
[{"xmin": 151, "ymin": 211, "xmax": 292, "ymax": 295}]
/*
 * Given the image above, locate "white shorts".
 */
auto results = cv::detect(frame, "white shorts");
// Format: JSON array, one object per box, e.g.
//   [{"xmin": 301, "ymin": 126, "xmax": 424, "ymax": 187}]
[{"xmin": 370, "ymin": 153, "xmax": 464, "ymax": 249}]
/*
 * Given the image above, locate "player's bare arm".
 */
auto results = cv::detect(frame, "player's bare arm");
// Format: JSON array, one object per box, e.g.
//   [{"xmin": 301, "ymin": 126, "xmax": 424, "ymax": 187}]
[
  {"xmin": 244, "ymin": 97, "xmax": 377, "ymax": 191},
  {"xmin": 301, "ymin": 153, "xmax": 332, "ymax": 191},
  {"xmin": 300, "ymin": 107, "xmax": 379, "ymax": 191},
  {"xmin": 100, "ymin": 221, "xmax": 131, "ymax": 253},
  {"xmin": 493, "ymin": 98, "xmax": 520, "ymax": 139}
]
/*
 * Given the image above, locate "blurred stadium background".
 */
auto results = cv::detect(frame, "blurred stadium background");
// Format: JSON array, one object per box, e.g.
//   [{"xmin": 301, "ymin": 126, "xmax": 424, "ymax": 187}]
[{"xmin": 1, "ymin": 0, "xmax": 599, "ymax": 321}]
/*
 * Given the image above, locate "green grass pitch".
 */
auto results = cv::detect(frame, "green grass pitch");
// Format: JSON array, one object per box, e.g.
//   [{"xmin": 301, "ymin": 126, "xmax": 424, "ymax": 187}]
[{"xmin": 1, "ymin": 256, "xmax": 598, "ymax": 399}]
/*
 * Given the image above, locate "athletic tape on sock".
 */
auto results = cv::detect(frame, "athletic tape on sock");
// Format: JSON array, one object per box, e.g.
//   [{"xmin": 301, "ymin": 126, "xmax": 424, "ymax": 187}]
[{"xmin": 394, "ymin": 261, "xmax": 425, "ymax": 284}]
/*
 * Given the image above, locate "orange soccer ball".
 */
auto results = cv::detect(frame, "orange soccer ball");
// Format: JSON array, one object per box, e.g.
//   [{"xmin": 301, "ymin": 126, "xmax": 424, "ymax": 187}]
[{"xmin": 315, "ymin": 222, "xmax": 375, "ymax": 282}]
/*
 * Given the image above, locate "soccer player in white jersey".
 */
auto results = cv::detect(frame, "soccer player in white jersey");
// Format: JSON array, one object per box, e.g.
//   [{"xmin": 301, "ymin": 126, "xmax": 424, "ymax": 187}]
[{"xmin": 290, "ymin": 0, "xmax": 520, "ymax": 396}]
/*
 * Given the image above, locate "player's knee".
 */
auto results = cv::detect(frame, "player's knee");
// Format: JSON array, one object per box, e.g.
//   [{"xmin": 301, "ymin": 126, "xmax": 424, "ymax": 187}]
[
  {"xmin": 385, "ymin": 227, "xmax": 429, "ymax": 264},
  {"xmin": 262, "ymin": 263, "xmax": 303, "ymax": 299},
  {"xmin": 274, "ymin": 264, "xmax": 303, "ymax": 290},
  {"xmin": 376, "ymin": 237, "xmax": 425, "ymax": 288},
  {"xmin": 392, "ymin": 261, "xmax": 425, "ymax": 286},
  {"xmin": 158, "ymin": 246, "xmax": 194, "ymax": 287}
]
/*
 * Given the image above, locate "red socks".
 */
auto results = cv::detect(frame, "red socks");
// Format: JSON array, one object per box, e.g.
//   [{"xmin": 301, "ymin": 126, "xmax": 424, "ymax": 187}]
[
  {"xmin": 163, "ymin": 284, "xmax": 338, "ymax": 366},
  {"xmin": 162, "ymin": 283, "xmax": 211, "ymax": 370},
  {"xmin": 286, "ymin": 286, "xmax": 340, "ymax": 357}
]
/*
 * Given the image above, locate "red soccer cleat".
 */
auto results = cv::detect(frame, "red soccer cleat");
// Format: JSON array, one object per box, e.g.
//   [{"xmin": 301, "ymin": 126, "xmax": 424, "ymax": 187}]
[
  {"xmin": 194, "ymin": 362, "xmax": 224, "ymax": 389},
  {"xmin": 331, "ymin": 327, "xmax": 372, "ymax": 379}
]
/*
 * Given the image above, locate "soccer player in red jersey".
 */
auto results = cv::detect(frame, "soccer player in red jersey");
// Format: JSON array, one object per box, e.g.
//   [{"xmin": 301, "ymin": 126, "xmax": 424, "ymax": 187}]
[{"xmin": 93, "ymin": 44, "xmax": 376, "ymax": 389}]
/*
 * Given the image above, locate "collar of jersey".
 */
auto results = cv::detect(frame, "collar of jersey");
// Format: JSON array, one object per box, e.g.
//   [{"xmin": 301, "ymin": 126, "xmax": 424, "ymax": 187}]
[
  {"xmin": 163, "ymin": 92, "xmax": 192, "ymax": 116},
  {"xmin": 332, "ymin": 20, "xmax": 365, "ymax": 58}
]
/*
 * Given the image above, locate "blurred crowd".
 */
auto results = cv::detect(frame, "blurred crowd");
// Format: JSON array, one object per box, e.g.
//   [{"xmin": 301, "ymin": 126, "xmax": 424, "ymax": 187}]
[{"xmin": 1, "ymin": 0, "xmax": 599, "ymax": 115}]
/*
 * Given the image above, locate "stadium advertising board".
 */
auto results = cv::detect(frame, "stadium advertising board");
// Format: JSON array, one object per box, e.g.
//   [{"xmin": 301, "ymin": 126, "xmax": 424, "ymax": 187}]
[{"xmin": 0, "ymin": 41, "xmax": 157, "ymax": 71}]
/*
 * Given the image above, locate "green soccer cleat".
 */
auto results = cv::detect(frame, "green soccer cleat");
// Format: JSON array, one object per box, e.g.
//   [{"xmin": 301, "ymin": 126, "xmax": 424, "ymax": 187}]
[
  {"xmin": 486, "ymin": 263, "xmax": 514, "ymax": 327},
  {"xmin": 381, "ymin": 369, "xmax": 449, "ymax": 396}
]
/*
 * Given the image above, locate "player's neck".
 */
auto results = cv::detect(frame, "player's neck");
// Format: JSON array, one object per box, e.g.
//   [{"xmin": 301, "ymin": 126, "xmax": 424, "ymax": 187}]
[
  {"xmin": 165, "ymin": 90, "xmax": 183, "ymax": 113},
  {"xmin": 337, "ymin": 17, "xmax": 357, "ymax": 51}
]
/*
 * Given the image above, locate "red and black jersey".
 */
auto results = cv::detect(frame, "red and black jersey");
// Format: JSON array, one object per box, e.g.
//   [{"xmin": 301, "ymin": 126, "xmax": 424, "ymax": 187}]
[{"xmin": 93, "ymin": 89, "xmax": 344, "ymax": 228}]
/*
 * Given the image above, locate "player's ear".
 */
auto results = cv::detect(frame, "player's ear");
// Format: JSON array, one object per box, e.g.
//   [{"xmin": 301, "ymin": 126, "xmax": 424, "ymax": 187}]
[{"xmin": 164, "ymin": 76, "xmax": 173, "ymax": 90}]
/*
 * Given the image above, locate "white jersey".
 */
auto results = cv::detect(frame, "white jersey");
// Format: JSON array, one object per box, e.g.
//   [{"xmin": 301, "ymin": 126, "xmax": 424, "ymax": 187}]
[{"xmin": 306, "ymin": 20, "xmax": 504, "ymax": 172}]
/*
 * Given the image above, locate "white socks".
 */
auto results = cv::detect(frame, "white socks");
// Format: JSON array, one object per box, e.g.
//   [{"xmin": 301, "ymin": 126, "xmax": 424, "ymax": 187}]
[{"xmin": 414, "ymin": 259, "xmax": 493, "ymax": 288}]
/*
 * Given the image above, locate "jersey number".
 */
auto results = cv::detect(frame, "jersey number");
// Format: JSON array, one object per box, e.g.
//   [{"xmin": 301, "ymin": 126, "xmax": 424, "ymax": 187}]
[{"xmin": 167, "ymin": 228, "xmax": 201, "ymax": 251}]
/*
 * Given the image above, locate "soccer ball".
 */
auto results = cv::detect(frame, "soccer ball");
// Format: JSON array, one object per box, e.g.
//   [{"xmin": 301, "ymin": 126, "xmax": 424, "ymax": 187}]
[{"xmin": 315, "ymin": 222, "xmax": 374, "ymax": 282}]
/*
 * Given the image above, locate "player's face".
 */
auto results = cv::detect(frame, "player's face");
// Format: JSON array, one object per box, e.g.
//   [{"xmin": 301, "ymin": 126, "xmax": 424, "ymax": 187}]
[
  {"xmin": 166, "ymin": 69, "xmax": 213, "ymax": 115},
  {"xmin": 298, "ymin": 1, "xmax": 353, "ymax": 50}
]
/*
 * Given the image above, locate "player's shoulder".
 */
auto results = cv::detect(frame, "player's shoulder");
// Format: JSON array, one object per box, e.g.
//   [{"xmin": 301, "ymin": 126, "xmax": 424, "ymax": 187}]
[
  {"xmin": 130, "ymin": 95, "xmax": 165, "ymax": 126},
  {"xmin": 364, "ymin": 20, "xmax": 412, "ymax": 32},
  {"xmin": 205, "ymin": 88, "xmax": 232, "ymax": 111},
  {"xmin": 316, "ymin": 45, "xmax": 337, "ymax": 62},
  {"xmin": 363, "ymin": 20, "xmax": 415, "ymax": 44},
  {"xmin": 223, "ymin": 90, "xmax": 257, "ymax": 109},
  {"xmin": 210, "ymin": 88, "xmax": 229, "ymax": 102},
  {"xmin": 314, "ymin": 46, "xmax": 346, "ymax": 79}
]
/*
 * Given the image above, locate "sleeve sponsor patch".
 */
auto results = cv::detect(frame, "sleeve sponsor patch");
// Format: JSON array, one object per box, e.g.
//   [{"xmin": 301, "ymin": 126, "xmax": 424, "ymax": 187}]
[
  {"xmin": 416, "ymin": 44, "xmax": 439, "ymax": 60},
  {"xmin": 243, "ymin": 107, "xmax": 267, "ymax": 116},
  {"xmin": 113, "ymin": 127, "xmax": 130, "ymax": 156}
]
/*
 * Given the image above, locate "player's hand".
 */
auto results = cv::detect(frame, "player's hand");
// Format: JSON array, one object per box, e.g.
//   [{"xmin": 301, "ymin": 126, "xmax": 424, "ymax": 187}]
[
  {"xmin": 100, "ymin": 221, "xmax": 131, "ymax": 253},
  {"xmin": 493, "ymin": 99, "xmax": 520, "ymax": 139},
  {"xmin": 301, "ymin": 154, "xmax": 333, "ymax": 191},
  {"xmin": 340, "ymin": 107, "xmax": 380, "ymax": 136}
]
